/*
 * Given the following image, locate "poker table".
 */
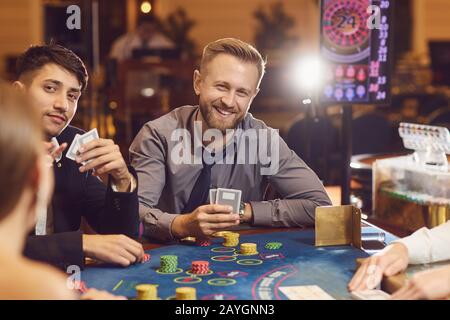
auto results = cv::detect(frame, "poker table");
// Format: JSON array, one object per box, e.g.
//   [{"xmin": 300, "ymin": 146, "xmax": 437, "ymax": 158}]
[{"xmin": 81, "ymin": 223, "xmax": 398, "ymax": 300}]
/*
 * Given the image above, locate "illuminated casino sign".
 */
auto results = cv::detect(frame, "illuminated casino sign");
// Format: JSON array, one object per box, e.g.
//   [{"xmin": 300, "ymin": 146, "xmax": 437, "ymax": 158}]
[{"xmin": 320, "ymin": 0, "xmax": 393, "ymax": 104}]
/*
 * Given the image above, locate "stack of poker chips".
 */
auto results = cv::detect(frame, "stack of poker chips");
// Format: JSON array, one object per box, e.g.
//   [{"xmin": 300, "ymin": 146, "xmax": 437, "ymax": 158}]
[
  {"xmin": 265, "ymin": 242, "xmax": 283, "ymax": 250},
  {"xmin": 196, "ymin": 239, "xmax": 212, "ymax": 247},
  {"xmin": 222, "ymin": 232, "xmax": 240, "ymax": 247},
  {"xmin": 176, "ymin": 287, "xmax": 197, "ymax": 300},
  {"xmin": 240, "ymin": 243, "xmax": 258, "ymax": 255},
  {"xmin": 141, "ymin": 253, "xmax": 151, "ymax": 263},
  {"xmin": 191, "ymin": 260, "xmax": 210, "ymax": 274},
  {"xmin": 159, "ymin": 255, "xmax": 178, "ymax": 273},
  {"xmin": 135, "ymin": 284, "xmax": 158, "ymax": 300}
]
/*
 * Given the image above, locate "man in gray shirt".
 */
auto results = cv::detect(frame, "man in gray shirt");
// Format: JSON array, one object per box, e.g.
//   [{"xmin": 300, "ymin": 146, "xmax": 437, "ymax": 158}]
[{"xmin": 130, "ymin": 38, "xmax": 331, "ymax": 242}]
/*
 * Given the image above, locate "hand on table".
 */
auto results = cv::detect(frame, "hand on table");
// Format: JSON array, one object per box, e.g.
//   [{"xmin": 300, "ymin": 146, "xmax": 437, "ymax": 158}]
[
  {"xmin": 391, "ymin": 265, "xmax": 450, "ymax": 300},
  {"xmin": 76, "ymin": 138, "xmax": 132, "ymax": 192},
  {"xmin": 82, "ymin": 234, "xmax": 145, "ymax": 267},
  {"xmin": 171, "ymin": 204, "xmax": 240, "ymax": 239},
  {"xmin": 348, "ymin": 242, "xmax": 410, "ymax": 292}
]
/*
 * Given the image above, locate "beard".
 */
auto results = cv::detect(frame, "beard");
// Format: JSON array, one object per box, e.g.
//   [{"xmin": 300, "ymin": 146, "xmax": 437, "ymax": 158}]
[{"xmin": 199, "ymin": 101, "xmax": 245, "ymax": 133}]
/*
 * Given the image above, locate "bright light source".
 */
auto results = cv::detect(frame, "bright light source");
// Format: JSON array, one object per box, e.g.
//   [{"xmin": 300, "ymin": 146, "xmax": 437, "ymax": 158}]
[
  {"xmin": 302, "ymin": 98, "xmax": 312, "ymax": 105},
  {"xmin": 141, "ymin": 1, "xmax": 152, "ymax": 14},
  {"xmin": 291, "ymin": 56, "xmax": 324, "ymax": 91},
  {"xmin": 141, "ymin": 88, "xmax": 155, "ymax": 97}
]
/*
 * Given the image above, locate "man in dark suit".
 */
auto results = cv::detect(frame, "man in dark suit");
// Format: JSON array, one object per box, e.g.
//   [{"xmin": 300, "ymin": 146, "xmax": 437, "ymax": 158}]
[{"xmin": 14, "ymin": 44, "xmax": 144, "ymax": 270}]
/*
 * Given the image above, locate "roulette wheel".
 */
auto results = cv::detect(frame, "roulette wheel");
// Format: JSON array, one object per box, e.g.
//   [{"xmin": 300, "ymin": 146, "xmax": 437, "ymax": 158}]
[{"xmin": 322, "ymin": 0, "xmax": 371, "ymax": 63}]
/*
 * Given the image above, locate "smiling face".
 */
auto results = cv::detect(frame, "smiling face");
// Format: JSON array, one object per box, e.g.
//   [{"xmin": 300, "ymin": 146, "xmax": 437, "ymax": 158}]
[
  {"xmin": 194, "ymin": 54, "xmax": 260, "ymax": 133},
  {"xmin": 18, "ymin": 63, "xmax": 82, "ymax": 139}
]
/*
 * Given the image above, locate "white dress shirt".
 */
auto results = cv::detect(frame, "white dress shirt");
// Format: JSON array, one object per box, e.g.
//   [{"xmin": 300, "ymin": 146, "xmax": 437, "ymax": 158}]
[{"xmin": 395, "ymin": 221, "xmax": 450, "ymax": 264}]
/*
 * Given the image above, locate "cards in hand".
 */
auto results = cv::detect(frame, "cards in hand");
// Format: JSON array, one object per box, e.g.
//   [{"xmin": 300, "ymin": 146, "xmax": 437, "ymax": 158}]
[
  {"xmin": 66, "ymin": 128, "xmax": 99, "ymax": 163},
  {"xmin": 209, "ymin": 188, "xmax": 241, "ymax": 214}
]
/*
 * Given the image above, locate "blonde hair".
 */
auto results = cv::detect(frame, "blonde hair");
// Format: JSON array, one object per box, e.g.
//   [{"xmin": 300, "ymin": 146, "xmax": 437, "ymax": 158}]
[
  {"xmin": 200, "ymin": 38, "xmax": 266, "ymax": 85},
  {"xmin": 0, "ymin": 81, "xmax": 43, "ymax": 220}
]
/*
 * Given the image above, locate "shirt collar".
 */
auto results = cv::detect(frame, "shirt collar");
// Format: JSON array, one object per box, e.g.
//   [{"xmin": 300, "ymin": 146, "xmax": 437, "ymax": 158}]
[{"xmin": 50, "ymin": 137, "xmax": 63, "ymax": 163}]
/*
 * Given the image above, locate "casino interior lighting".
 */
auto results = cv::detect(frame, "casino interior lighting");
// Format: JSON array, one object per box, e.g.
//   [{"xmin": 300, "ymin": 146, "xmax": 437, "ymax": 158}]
[
  {"xmin": 141, "ymin": 1, "xmax": 152, "ymax": 14},
  {"xmin": 291, "ymin": 56, "xmax": 324, "ymax": 92}
]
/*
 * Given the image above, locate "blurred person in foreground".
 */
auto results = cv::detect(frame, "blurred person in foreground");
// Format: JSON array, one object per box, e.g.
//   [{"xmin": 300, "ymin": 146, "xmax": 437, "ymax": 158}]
[{"xmin": 0, "ymin": 83, "xmax": 124, "ymax": 299}]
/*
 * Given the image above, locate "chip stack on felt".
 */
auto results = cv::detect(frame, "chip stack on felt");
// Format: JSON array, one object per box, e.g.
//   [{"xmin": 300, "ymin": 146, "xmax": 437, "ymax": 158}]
[
  {"xmin": 141, "ymin": 253, "xmax": 151, "ymax": 263},
  {"xmin": 265, "ymin": 242, "xmax": 283, "ymax": 250},
  {"xmin": 191, "ymin": 261, "xmax": 210, "ymax": 274},
  {"xmin": 196, "ymin": 239, "xmax": 212, "ymax": 247},
  {"xmin": 222, "ymin": 232, "xmax": 239, "ymax": 247},
  {"xmin": 176, "ymin": 287, "xmax": 197, "ymax": 300},
  {"xmin": 135, "ymin": 284, "xmax": 158, "ymax": 300},
  {"xmin": 159, "ymin": 255, "xmax": 178, "ymax": 273},
  {"xmin": 240, "ymin": 243, "xmax": 258, "ymax": 255}
]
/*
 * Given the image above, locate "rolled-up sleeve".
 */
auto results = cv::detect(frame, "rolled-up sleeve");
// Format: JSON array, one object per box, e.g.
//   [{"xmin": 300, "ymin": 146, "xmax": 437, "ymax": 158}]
[
  {"xmin": 252, "ymin": 134, "xmax": 332, "ymax": 227},
  {"xmin": 129, "ymin": 124, "xmax": 177, "ymax": 242}
]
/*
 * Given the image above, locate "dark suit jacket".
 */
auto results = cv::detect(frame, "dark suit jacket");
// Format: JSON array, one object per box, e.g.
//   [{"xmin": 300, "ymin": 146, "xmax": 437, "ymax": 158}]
[{"xmin": 23, "ymin": 126, "xmax": 139, "ymax": 270}]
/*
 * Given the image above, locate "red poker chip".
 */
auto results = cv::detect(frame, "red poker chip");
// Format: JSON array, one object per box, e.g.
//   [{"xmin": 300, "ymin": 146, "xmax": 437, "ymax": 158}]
[
  {"xmin": 75, "ymin": 280, "xmax": 88, "ymax": 293},
  {"xmin": 141, "ymin": 253, "xmax": 151, "ymax": 263},
  {"xmin": 196, "ymin": 240, "xmax": 212, "ymax": 247},
  {"xmin": 191, "ymin": 260, "xmax": 210, "ymax": 274},
  {"xmin": 192, "ymin": 266, "xmax": 209, "ymax": 270},
  {"xmin": 191, "ymin": 269, "xmax": 209, "ymax": 274}
]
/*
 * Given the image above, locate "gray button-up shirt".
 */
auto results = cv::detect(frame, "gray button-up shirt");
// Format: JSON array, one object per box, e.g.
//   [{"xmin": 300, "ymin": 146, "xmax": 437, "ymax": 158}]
[{"xmin": 130, "ymin": 105, "xmax": 331, "ymax": 241}]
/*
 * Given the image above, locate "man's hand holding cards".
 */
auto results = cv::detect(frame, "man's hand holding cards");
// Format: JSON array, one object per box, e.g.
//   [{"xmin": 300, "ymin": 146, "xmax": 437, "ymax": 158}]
[
  {"xmin": 210, "ymin": 188, "xmax": 252, "ymax": 222},
  {"xmin": 209, "ymin": 188, "xmax": 241, "ymax": 214},
  {"xmin": 66, "ymin": 128, "xmax": 134, "ymax": 192},
  {"xmin": 171, "ymin": 188, "xmax": 243, "ymax": 239}
]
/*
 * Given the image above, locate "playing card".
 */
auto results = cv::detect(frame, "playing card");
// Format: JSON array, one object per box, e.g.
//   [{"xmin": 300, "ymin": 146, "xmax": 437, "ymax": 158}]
[
  {"xmin": 209, "ymin": 188, "xmax": 217, "ymax": 205},
  {"xmin": 216, "ymin": 188, "xmax": 241, "ymax": 214},
  {"xmin": 279, "ymin": 285, "xmax": 335, "ymax": 300},
  {"xmin": 78, "ymin": 128, "xmax": 99, "ymax": 147},
  {"xmin": 65, "ymin": 128, "xmax": 99, "ymax": 163},
  {"xmin": 350, "ymin": 289, "xmax": 391, "ymax": 300},
  {"xmin": 66, "ymin": 134, "xmax": 81, "ymax": 161}
]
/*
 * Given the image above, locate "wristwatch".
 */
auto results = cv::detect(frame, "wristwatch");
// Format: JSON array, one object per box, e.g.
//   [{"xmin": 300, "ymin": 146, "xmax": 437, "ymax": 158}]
[{"xmin": 239, "ymin": 202, "xmax": 246, "ymax": 220}]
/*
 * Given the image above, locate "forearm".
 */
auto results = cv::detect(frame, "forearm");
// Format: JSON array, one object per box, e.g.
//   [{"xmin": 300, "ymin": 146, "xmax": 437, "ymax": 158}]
[
  {"xmin": 249, "ymin": 198, "xmax": 331, "ymax": 227},
  {"xmin": 110, "ymin": 172, "xmax": 136, "ymax": 193},
  {"xmin": 101, "ymin": 181, "xmax": 140, "ymax": 237},
  {"xmin": 395, "ymin": 221, "xmax": 450, "ymax": 264},
  {"xmin": 23, "ymin": 231, "xmax": 84, "ymax": 270},
  {"xmin": 140, "ymin": 204, "xmax": 180, "ymax": 242},
  {"xmin": 81, "ymin": 166, "xmax": 139, "ymax": 237}
]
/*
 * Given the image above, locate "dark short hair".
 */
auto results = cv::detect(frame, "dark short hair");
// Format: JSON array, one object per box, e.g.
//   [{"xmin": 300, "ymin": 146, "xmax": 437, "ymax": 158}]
[{"xmin": 16, "ymin": 44, "xmax": 88, "ymax": 91}]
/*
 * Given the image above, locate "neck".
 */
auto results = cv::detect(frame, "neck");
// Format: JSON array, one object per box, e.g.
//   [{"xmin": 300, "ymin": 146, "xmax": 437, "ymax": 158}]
[
  {"xmin": 0, "ymin": 213, "xmax": 26, "ymax": 258},
  {"xmin": 0, "ymin": 191, "xmax": 33, "ymax": 257},
  {"xmin": 45, "ymin": 133, "xmax": 53, "ymax": 142}
]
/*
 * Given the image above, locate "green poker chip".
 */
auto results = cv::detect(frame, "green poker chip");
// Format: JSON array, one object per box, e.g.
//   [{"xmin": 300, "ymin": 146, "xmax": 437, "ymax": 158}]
[
  {"xmin": 156, "ymin": 267, "xmax": 183, "ymax": 275},
  {"xmin": 161, "ymin": 255, "xmax": 178, "ymax": 261},
  {"xmin": 160, "ymin": 255, "xmax": 178, "ymax": 273},
  {"xmin": 265, "ymin": 242, "xmax": 282, "ymax": 250}
]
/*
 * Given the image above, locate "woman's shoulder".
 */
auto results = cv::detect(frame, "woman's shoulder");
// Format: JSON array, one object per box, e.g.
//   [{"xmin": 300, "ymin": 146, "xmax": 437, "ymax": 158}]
[{"xmin": 0, "ymin": 255, "xmax": 77, "ymax": 300}]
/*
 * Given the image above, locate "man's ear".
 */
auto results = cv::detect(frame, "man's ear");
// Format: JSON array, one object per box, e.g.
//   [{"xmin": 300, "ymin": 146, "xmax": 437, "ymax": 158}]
[
  {"xmin": 193, "ymin": 70, "xmax": 201, "ymax": 96},
  {"xmin": 12, "ymin": 81, "xmax": 25, "ymax": 91}
]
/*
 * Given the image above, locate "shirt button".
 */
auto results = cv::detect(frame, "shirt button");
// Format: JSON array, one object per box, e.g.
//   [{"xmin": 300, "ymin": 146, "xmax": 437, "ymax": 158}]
[{"xmin": 57, "ymin": 163, "xmax": 62, "ymax": 168}]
